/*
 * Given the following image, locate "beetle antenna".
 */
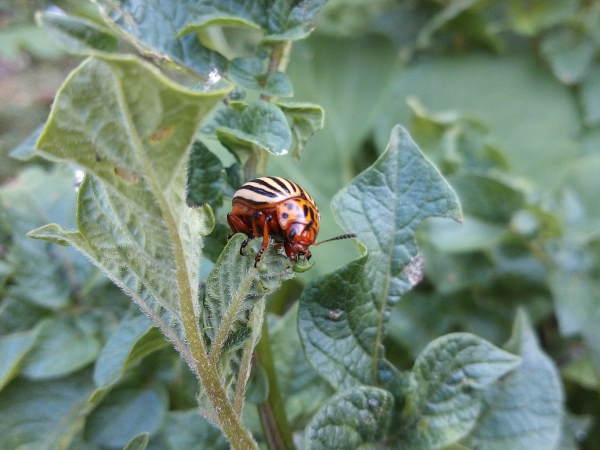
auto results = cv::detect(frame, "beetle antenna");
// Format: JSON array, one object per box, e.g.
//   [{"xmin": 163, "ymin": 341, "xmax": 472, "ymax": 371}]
[{"xmin": 314, "ymin": 233, "xmax": 357, "ymax": 246}]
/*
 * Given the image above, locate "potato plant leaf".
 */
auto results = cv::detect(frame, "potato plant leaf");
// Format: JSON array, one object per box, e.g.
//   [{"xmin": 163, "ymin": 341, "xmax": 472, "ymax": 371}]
[
  {"xmin": 95, "ymin": 0, "xmax": 228, "ymax": 79},
  {"xmin": 122, "ymin": 432, "xmax": 149, "ymax": 450},
  {"xmin": 22, "ymin": 316, "xmax": 101, "ymax": 380},
  {"xmin": 28, "ymin": 54, "xmax": 228, "ymax": 373},
  {"xmin": 202, "ymin": 234, "xmax": 294, "ymax": 407},
  {"xmin": 298, "ymin": 125, "xmax": 462, "ymax": 388},
  {"xmin": 215, "ymin": 100, "xmax": 293, "ymax": 157},
  {"xmin": 93, "ymin": 314, "xmax": 167, "ymax": 389},
  {"xmin": 304, "ymin": 386, "xmax": 394, "ymax": 449},
  {"xmin": 153, "ymin": 410, "xmax": 228, "ymax": 449},
  {"xmin": 540, "ymin": 28, "xmax": 595, "ymax": 85},
  {"xmin": 186, "ymin": 140, "xmax": 227, "ymax": 210},
  {"xmin": 0, "ymin": 371, "xmax": 98, "ymax": 450},
  {"xmin": 270, "ymin": 304, "xmax": 333, "ymax": 427},
  {"xmin": 464, "ymin": 310, "xmax": 564, "ymax": 450},
  {"xmin": 85, "ymin": 385, "xmax": 168, "ymax": 448},
  {"xmin": 398, "ymin": 333, "xmax": 520, "ymax": 449},
  {"xmin": 0, "ymin": 328, "xmax": 38, "ymax": 392},
  {"xmin": 36, "ymin": 11, "xmax": 118, "ymax": 54},
  {"xmin": 275, "ymin": 100, "xmax": 324, "ymax": 160},
  {"xmin": 229, "ymin": 56, "xmax": 293, "ymax": 97}
]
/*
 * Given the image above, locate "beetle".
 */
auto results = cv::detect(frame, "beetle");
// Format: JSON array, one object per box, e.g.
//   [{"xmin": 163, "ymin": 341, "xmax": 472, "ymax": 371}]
[{"xmin": 227, "ymin": 176, "xmax": 356, "ymax": 266}]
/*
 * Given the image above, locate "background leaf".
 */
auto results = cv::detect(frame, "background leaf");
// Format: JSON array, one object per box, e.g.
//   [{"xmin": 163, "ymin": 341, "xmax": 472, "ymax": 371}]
[
  {"xmin": 304, "ymin": 386, "xmax": 393, "ymax": 450},
  {"xmin": 464, "ymin": 310, "xmax": 564, "ymax": 450},
  {"xmin": 398, "ymin": 333, "xmax": 520, "ymax": 449},
  {"xmin": 299, "ymin": 125, "xmax": 461, "ymax": 388}
]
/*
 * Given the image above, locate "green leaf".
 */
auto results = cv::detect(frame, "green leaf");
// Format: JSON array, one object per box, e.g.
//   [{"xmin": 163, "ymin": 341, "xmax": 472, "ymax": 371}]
[
  {"xmin": 416, "ymin": 0, "xmax": 478, "ymax": 49},
  {"xmin": 153, "ymin": 410, "xmax": 228, "ymax": 449},
  {"xmin": 186, "ymin": 141, "xmax": 226, "ymax": 210},
  {"xmin": 304, "ymin": 386, "xmax": 394, "ymax": 449},
  {"xmin": 508, "ymin": 0, "xmax": 577, "ymax": 35},
  {"xmin": 21, "ymin": 316, "xmax": 100, "ymax": 380},
  {"xmin": 202, "ymin": 234, "xmax": 294, "ymax": 404},
  {"xmin": 540, "ymin": 28, "xmax": 595, "ymax": 84},
  {"xmin": 1, "ymin": 167, "xmax": 93, "ymax": 310},
  {"xmin": 0, "ymin": 371, "xmax": 97, "ymax": 450},
  {"xmin": 122, "ymin": 433, "xmax": 149, "ymax": 450},
  {"xmin": 580, "ymin": 65, "xmax": 600, "ymax": 127},
  {"xmin": 271, "ymin": 304, "xmax": 332, "ymax": 427},
  {"xmin": 426, "ymin": 216, "xmax": 505, "ymax": 253},
  {"xmin": 0, "ymin": 328, "xmax": 38, "ymax": 392},
  {"xmin": 299, "ymin": 125, "xmax": 461, "ymax": 388},
  {"xmin": 36, "ymin": 11, "xmax": 118, "ymax": 54},
  {"xmin": 96, "ymin": 0, "xmax": 228, "ymax": 79},
  {"xmin": 229, "ymin": 56, "xmax": 293, "ymax": 97},
  {"xmin": 464, "ymin": 310, "xmax": 564, "ymax": 450},
  {"xmin": 0, "ymin": 296, "xmax": 48, "ymax": 335},
  {"xmin": 375, "ymin": 54, "xmax": 580, "ymax": 190},
  {"xmin": 162, "ymin": 0, "xmax": 326, "ymax": 42},
  {"xmin": 85, "ymin": 385, "xmax": 168, "ymax": 448},
  {"xmin": 399, "ymin": 333, "xmax": 520, "ymax": 449},
  {"xmin": 30, "ymin": 54, "xmax": 228, "ymax": 371},
  {"xmin": 215, "ymin": 100, "xmax": 293, "ymax": 156},
  {"xmin": 275, "ymin": 100, "xmax": 324, "ymax": 160},
  {"xmin": 93, "ymin": 314, "xmax": 167, "ymax": 389},
  {"xmin": 9, "ymin": 124, "xmax": 43, "ymax": 161},
  {"xmin": 447, "ymin": 172, "xmax": 526, "ymax": 223}
]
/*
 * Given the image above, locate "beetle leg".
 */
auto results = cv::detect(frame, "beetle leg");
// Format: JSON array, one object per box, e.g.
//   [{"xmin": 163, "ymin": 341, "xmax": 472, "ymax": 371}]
[
  {"xmin": 240, "ymin": 237, "xmax": 250, "ymax": 255},
  {"xmin": 254, "ymin": 216, "xmax": 272, "ymax": 267}
]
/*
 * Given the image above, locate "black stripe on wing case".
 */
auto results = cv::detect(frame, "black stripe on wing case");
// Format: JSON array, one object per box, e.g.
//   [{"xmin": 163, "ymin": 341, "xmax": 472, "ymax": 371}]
[
  {"xmin": 233, "ymin": 196, "xmax": 269, "ymax": 205},
  {"xmin": 252, "ymin": 178, "xmax": 284, "ymax": 194},
  {"xmin": 240, "ymin": 185, "xmax": 278, "ymax": 197},
  {"xmin": 269, "ymin": 177, "xmax": 292, "ymax": 193}
]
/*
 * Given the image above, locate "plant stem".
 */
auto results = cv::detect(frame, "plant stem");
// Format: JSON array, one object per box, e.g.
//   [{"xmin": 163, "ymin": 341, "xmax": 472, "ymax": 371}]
[
  {"xmin": 256, "ymin": 319, "xmax": 295, "ymax": 450},
  {"xmin": 260, "ymin": 41, "xmax": 292, "ymax": 101},
  {"xmin": 166, "ymin": 208, "xmax": 258, "ymax": 450}
]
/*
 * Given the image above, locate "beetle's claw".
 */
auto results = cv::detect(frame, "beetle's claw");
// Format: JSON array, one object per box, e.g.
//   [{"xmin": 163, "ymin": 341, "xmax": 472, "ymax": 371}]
[{"xmin": 240, "ymin": 238, "xmax": 250, "ymax": 256}]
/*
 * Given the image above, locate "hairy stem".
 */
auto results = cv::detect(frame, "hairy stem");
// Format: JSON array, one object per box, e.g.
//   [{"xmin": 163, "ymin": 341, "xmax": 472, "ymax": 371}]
[
  {"xmin": 256, "ymin": 319, "xmax": 295, "ymax": 450},
  {"xmin": 118, "ymin": 97, "xmax": 257, "ymax": 447}
]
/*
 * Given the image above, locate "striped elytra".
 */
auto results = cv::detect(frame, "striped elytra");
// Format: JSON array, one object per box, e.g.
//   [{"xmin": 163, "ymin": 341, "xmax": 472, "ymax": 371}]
[
  {"xmin": 233, "ymin": 176, "xmax": 315, "ymax": 206},
  {"xmin": 227, "ymin": 176, "xmax": 355, "ymax": 266}
]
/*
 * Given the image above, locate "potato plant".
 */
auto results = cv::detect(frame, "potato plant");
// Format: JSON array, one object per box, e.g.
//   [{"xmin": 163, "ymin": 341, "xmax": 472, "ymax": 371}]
[{"xmin": 1, "ymin": 1, "xmax": 599, "ymax": 449}]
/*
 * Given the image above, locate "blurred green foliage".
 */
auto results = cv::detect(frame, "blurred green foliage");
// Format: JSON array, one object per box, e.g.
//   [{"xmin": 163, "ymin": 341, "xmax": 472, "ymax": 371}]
[{"xmin": 2, "ymin": 0, "xmax": 600, "ymax": 449}]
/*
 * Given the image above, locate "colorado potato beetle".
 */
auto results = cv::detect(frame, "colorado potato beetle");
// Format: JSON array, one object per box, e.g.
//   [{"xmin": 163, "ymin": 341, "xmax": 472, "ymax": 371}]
[{"xmin": 227, "ymin": 176, "xmax": 356, "ymax": 266}]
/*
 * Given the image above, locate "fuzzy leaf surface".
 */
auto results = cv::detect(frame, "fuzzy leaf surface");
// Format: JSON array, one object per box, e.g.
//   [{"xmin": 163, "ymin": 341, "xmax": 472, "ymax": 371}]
[
  {"xmin": 37, "ymin": 11, "xmax": 118, "ymax": 54},
  {"xmin": 399, "ymin": 333, "xmax": 520, "ymax": 449},
  {"xmin": 464, "ymin": 311, "xmax": 564, "ymax": 450},
  {"xmin": 186, "ymin": 140, "xmax": 227, "ymax": 210},
  {"xmin": 29, "ymin": 54, "xmax": 227, "ymax": 369},
  {"xmin": 202, "ymin": 234, "xmax": 294, "ymax": 402},
  {"xmin": 304, "ymin": 386, "xmax": 394, "ymax": 449},
  {"xmin": 299, "ymin": 125, "xmax": 461, "ymax": 388},
  {"xmin": 96, "ymin": 0, "xmax": 227, "ymax": 79}
]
